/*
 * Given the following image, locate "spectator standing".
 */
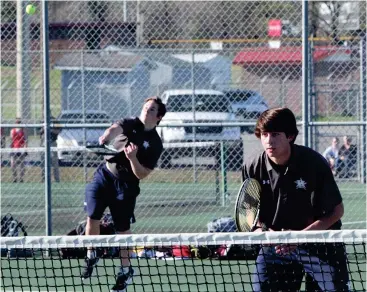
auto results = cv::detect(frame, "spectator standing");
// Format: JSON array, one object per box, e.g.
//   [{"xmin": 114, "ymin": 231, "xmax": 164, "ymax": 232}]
[
  {"xmin": 338, "ymin": 135, "xmax": 357, "ymax": 178},
  {"xmin": 10, "ymin": 118, "xmax": 28, "ymax": 183},
  {"xmin": 322, "ymin": 137, "xmax": 340, "ymax": 175}
]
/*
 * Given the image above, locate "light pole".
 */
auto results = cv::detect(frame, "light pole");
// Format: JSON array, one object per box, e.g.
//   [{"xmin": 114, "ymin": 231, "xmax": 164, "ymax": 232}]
[{"xmin": 16, "ymin": 1, "xmax": 31, "ymax": 120}]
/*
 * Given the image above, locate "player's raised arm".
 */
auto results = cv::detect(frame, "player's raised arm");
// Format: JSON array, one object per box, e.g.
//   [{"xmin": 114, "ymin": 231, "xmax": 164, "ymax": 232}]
[{"xmin": 99, "ymin": 123, "xmax": 123, "ymax": 145}]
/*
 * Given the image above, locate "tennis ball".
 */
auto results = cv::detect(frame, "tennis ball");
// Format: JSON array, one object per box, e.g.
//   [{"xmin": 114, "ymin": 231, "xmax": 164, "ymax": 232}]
[{"xmin": 26, "ymin": 4, "xmax": 36, "ymax": 15}]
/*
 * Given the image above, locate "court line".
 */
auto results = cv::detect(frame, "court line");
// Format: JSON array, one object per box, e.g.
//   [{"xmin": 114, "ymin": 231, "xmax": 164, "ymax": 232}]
[
  {"xmin": 4, "ymin": 208, "xmax": 81, "ymax": 215},
  {"xmin": 7, "ymin": 210, "xmax": 367, "ymax": 224},
  {"xmin": 343, "ymin": 221, "xmax": 367, "ymax": 225}
]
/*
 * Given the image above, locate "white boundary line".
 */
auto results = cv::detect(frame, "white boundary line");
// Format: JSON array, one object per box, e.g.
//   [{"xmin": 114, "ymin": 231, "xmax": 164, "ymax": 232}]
[{"xmin": 343, "ymin": 221, "xmax": 367, "ymax": 225}]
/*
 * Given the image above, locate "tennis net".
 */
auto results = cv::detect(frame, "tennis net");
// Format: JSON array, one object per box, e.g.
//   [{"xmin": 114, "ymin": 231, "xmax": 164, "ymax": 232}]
[{"xmin": 1, "ymin": 230, "xmax": 366, "ymax": 292}]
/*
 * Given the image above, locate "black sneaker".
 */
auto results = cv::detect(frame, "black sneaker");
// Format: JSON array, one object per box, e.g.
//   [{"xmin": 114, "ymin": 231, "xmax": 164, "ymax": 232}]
[
  {"xmin": 110, "ymin": 267, "xmax": 135, "ymax": 292},
  {"xmin": 81, "ymin": 257, "xmax": 99, "ymax": 280}
]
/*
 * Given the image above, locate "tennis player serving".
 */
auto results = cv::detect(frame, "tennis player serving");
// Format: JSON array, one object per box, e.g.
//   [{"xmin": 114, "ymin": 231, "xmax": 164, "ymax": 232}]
[
  {"xmin": 242, "ymin": 108, "xmax": 349, "ymax": 291},
  {"xmin": 82, "ymin": 96, "xmax": 166, "ymax": 292}
]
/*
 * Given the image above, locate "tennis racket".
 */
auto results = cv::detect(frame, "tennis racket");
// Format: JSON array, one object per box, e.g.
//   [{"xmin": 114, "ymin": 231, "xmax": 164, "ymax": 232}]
[
  {"xmin": 234, "ymin": 178, "xmax": 262, "ymax": 232},
  {"xmin": 86, "ymin": 144, "xmax": 119, "ymax": 155}
]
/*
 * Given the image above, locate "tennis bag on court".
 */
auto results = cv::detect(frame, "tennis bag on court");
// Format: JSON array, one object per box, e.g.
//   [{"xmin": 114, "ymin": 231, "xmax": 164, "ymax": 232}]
[
  {"xmin": 206, "ymin": 216, "xmax": 259, "ymax": 260},
  {"xmin": 60, "ymin": 213, "xmax": 119, "ymax": 259},
  {"xmin": 1, "ymin": 213, "xmax": 32, "ymax": 257},
  {"xmin": 207, "ymin": 216, "xmax": 237, "ymax": 233},
  {"xmin": 169, "ymin": 217, "xmax": 238, "ymax": 260},
  {"xmin": 169, "ymin": 217, "xmax": 235, "ymax": 260}
]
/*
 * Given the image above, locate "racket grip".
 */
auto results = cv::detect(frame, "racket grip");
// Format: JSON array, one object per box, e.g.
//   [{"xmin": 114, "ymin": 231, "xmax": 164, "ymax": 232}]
[
  {"xmin": 250, "ymin": 225, "xmax": 260, "ymax": 232},
  {"xmin": 251, "ymin": 223, "xmax": 268, "ymax": 232}
]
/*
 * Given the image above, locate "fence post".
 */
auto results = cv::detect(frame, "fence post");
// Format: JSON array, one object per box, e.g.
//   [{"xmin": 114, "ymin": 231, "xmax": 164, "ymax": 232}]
[
  {"xmin": 220, "ymin": 141, "xmax": 227, "ymax": 207},
  {"xmin": 215, "ymin": 143, "xmax": 220, "ymax": 205},
  {"xmin": 42, "ymin": 0, "xmax": 52, "ymax": 236},
  {"xmin": 81, "ymin": 51, "xmax": 88, "ymax": 182},
  {"xmin": 302, "ymin": 0, "xmax": 309, "ymax": 147},
  {"xmin": 191, "ymin": 51, "xmax": 198, "ymax": 183},
  {"xmin": 16, "ymin": 0, "xmax": 31, "ymax": 120},
  {"xmin": 309, "ymin": 39, "xmax": 316, "ymax": 150},
  {"xmin": 360, "ymin": 32, "xmax": 366, "ymax": 184}
]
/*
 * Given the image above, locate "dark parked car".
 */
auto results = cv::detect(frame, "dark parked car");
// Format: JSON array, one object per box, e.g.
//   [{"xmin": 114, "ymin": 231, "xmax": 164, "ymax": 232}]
[{"xmin": 223, "ymin": 89, "xmax": 268, "ymax": 133}]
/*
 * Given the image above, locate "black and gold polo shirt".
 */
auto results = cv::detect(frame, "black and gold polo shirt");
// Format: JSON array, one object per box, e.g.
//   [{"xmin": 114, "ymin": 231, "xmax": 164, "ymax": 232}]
[{"xmin": 242, "ymin": 144, "xmax": 343, "ymax": 231}]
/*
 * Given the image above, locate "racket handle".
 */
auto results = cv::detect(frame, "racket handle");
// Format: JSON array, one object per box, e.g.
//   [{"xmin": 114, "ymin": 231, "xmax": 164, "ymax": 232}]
[
  {"xmin": 250, "ymin": 225, "xmax": 260, "ymax": 232},
  {"xmin": 251, "ymin": 223, "xmax": 269, "ymax": 232}
]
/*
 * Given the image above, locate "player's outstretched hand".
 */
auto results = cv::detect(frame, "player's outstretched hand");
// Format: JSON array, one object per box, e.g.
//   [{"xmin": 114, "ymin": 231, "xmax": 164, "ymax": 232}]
[
  {"xmin": 274, "ymin": 244, "xmax": 297, "ymax": 255},
  {"xmin": 274, "ymin": 229, "xmax": 297, "ymax": 255}
]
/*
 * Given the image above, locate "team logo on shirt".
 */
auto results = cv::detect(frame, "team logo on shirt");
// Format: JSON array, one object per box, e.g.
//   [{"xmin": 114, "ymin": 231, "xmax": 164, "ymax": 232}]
[
  {"xmin": 262, "ymin": 180, "xmax": 270, "ymax": 185},
  {"xmin": 294, "ymin": 178, "xmax": 307, "ymax": 190},
  {"xmin": 143, "ymin": 141, "xmax": 150, "ymax": 149}
]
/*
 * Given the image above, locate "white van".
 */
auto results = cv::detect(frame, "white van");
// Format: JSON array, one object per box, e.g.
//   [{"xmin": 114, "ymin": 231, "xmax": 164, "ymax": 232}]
[{"xmin": 157, "ymin": 89, "xmax": 242, "ymax": 169}]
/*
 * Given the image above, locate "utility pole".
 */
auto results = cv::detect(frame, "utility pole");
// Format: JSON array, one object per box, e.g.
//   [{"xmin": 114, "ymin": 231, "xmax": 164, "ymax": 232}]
[{"xmin": 16, "ymin": 1, "xmax": 31, "ymax": 120}]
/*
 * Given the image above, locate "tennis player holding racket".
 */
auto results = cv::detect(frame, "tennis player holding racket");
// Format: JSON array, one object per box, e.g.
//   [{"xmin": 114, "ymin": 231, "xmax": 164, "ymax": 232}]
[
  {"xmin": 241, "ymin": 108, "xmax": 349, "ymax": 291},
  {"xmin": 82, "ymin": 97, "xmax": 166, "ymax": 292}
]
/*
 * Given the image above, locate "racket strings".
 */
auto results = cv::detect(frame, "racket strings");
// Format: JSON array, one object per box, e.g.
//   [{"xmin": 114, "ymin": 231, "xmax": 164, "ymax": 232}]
[{"xmin": 236, "ymin": 179, "xmax": 261, "ymax": 232}]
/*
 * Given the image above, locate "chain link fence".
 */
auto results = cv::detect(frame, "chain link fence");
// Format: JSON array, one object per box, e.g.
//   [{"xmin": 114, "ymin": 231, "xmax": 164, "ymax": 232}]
[{"xmin": 1, "ymin": 1, "xmax": 366, "ymax": 235}]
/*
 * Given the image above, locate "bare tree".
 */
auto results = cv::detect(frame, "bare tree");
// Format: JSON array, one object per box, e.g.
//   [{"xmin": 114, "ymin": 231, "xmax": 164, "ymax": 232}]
[{"xmin": 310, "ymin": 1, "xmax": 361, "ymax": 44}]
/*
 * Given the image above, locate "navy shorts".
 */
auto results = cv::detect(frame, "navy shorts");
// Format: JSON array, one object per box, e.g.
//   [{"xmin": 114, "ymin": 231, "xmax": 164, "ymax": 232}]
[
  {"xmin": 85, "ymin": 164, "xmax": 137, "ymax": 232},
  {"xmin": 252, "ymin": 244, "xmax": 349, "ymax": 291}
]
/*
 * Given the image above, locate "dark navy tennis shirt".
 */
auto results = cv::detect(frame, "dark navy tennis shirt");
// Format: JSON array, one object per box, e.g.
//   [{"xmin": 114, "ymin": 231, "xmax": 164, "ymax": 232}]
[
  {"xmin": 242, "ymin": 144, "xmax": 343, "ymax": 231},
  {"xmin": 106, "ymin": 117, "xmax": 163, "ymax": 185}
]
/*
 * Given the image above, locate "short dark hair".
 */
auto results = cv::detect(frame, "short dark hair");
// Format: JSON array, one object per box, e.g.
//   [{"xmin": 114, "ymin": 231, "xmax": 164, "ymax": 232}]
[
  {"xmin": 343, "ymin": 136, "xmax": 352, "ymax": 143},
  {"xmin": 144, "ymin": 96, "xmax": 166, "ymax": 125},
  {"xmin": 255, "ymin": 107, "xmax": 299, "ymax": 144}
]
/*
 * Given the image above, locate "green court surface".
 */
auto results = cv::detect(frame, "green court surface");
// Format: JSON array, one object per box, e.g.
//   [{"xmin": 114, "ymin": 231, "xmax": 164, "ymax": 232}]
[
  {"xmin": 1, "ymin": 255, "xmax": 366, "ymax": 292},
  {"xmin": 1, "ymin": 171, "xmax": 366, "ymax": 291},
  {"xmin": 1, "ymin": 257, "xmax": 253, "ymax": 292},
  {"xmin": 0, "ymin": 177, "xmax": 366, "ymax": 235}
]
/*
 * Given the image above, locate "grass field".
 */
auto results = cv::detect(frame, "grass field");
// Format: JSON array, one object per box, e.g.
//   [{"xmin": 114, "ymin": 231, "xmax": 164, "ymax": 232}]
[{"xmin": 1, "ymin": 66, "xmax": 62, "ymax": 120}]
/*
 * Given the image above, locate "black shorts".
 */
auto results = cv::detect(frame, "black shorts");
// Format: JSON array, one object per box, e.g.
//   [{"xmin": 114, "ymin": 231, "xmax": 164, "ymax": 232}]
[{"xmin": 84, "ymin": 164, "xmax": 137, "ymax": 232}]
